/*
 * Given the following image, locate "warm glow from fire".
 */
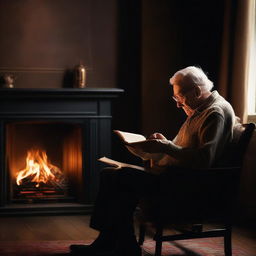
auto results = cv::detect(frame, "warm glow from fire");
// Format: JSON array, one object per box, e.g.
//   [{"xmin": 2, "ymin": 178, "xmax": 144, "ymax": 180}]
[{"xmin": 16, "ymin": 149, "xmax": 63, "ymax": 188}]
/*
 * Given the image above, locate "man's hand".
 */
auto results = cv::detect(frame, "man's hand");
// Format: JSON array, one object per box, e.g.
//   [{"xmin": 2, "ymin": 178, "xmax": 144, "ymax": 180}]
[
  {"xmin": 129, "ymin": 139, "xmax": 170, "ymax": 153},
  {"xmin": 147, "ymin": 133, "xmax": 167, "ymax": 140}
]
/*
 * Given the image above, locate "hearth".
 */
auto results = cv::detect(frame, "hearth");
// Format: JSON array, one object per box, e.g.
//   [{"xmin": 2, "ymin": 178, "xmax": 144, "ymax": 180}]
[{"xmin": 0, "ymin": 88, "xmax": 123, "ymax": 215}]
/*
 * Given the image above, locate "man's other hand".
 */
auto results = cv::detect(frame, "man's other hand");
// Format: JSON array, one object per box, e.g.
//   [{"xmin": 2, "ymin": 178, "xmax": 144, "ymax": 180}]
[{"xmin": 148, "ymin": 133, "xmax": 167, "ymax": 140}]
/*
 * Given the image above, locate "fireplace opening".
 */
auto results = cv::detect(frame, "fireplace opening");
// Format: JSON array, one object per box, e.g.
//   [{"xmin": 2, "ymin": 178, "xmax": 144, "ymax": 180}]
[{"xmin": 6, "ymin": 121, "xmax": 84, "ymax": 204}]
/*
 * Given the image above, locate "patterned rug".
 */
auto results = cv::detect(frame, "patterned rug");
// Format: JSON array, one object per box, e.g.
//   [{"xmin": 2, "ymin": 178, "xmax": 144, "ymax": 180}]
[
  {"xmin": 142, "ymin": 238, "xmax": 248, "ymax": 256},
  {"xmin": 0, "ymin": 238, "xmax": 248, "ymax": 256}
]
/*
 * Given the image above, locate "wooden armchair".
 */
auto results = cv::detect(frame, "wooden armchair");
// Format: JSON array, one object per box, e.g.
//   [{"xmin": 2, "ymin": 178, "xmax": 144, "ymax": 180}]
[{"xmin": 137, "ymin": 123, "xmax": 255, "ymax": 256}]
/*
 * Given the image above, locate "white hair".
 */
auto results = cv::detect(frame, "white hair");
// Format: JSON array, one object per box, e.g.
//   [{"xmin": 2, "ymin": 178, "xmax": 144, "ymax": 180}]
[{"xmin": 169, "ymin": 66, "xmax": 214, "ymax": 91}]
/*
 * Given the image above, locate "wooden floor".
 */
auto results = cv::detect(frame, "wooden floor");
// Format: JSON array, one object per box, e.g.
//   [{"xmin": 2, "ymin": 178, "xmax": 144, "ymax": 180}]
[
  {"xmin": 0, "ymin": 215, "xmax": 255, "ymax": 255},
  {"xmin": 0, "ymin": 215, "xmax": 98, "ymax": 241}
]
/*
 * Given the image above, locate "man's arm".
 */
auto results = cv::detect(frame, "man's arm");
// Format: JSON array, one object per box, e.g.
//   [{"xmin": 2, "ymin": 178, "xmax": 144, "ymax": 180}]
[{"xmin": 129, "ymin": 112, "xmax": 226, "ymax": 168}]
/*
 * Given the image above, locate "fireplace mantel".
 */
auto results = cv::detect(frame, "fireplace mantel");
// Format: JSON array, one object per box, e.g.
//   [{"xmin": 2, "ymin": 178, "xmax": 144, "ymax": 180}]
[
  {"xmin": 0, "ymin": 88, "xmax": 123, "ymax": 118},
  {"xmin": 0, "ymin": 88, "xmax": 123, "ymax": 215},
  {"xmin": 0, "ymin": 88, "xmax": 124, "ymax": 98}
]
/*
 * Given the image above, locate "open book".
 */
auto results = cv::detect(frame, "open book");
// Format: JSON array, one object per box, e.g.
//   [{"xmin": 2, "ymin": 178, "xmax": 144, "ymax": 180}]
[
  {"xmin": 114, "ymin": 130, "xmax": 164, "ymax": 161},
  {"xmin": 113, "ymin": 130, "xmax": 146, "ymax": 144},
  {"xmin": 97, "ymin": 130, "xmax": 165, "ymax": 171},
  {"xmin": 98, "ymin": 156, "xmax": 145, "ymax": 171}
]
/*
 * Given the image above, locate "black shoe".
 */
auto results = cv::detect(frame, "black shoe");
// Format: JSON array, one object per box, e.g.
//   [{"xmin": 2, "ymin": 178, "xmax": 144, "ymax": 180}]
[
  {"xmin": 98, "ymin": 243, "xmax": 141, "ymax": 256},
  {"xmin": 70, "ymin": 242, "xmax": 118, "ymax": 255},
  {"xmin": 70, "ymin": 243, "xmax": 141, "ymax": 256},
  {"xmin": 70, "ymin": 244, "xmax": 94, "ymax": 255},
  {"xmin": 70, "ymin": 231, "xmax": 117, "ymax": 255}
]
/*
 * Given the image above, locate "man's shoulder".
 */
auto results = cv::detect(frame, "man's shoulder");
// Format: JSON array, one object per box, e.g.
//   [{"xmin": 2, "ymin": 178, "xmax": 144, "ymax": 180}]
[{"xmin": 205, "ymin": 95, "xmax": 234, "ymax": 118}]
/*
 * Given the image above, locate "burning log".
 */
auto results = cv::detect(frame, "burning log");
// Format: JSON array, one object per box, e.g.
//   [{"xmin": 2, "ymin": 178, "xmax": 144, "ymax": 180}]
[{"xmin": 16, "ymin": 149, "xmax": 67, "ymax": 190}]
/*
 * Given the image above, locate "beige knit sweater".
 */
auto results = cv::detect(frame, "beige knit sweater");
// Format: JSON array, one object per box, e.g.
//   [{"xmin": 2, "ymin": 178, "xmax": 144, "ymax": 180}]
[{"xmin": 156, "ymin": 91, "xmax": 238, "ymax": 168}]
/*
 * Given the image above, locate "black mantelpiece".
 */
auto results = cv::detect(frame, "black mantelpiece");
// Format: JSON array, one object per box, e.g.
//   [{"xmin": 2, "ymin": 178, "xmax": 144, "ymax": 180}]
[{"xmin": 0, "ymin": 88, "xmax": 123, "ymax": 215}]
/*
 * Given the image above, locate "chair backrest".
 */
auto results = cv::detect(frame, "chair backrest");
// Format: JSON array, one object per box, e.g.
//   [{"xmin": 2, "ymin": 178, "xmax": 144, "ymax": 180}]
[
  {"xmin": 216, "ymin": 123, "xmax": 255, "ymax": 167},
  {"xmin": 164, "ymin": 123, "xmax": 255, "ymax": 222},
  {"xmin": 232, "ymin": 123, "xmax": 255, "ymax": 166}
]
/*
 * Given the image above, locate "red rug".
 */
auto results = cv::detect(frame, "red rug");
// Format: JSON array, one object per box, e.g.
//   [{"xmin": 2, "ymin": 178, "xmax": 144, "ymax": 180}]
[
  {"xmin": 0, "ymin": 238, "xmax": 248, "ymax": 256},
  {"xmin": 142, "ymin": 238, "xmax": 248, "ymax": 256}
]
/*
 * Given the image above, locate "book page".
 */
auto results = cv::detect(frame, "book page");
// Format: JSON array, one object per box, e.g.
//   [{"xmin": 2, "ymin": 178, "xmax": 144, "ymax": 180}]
[
  {"xmin": 113, "ymin": 130, "xmax": 146, "ymax": 144},
  {"xmin": 98, "ymin": 156, "xmax": 145, "ymax": 171}
]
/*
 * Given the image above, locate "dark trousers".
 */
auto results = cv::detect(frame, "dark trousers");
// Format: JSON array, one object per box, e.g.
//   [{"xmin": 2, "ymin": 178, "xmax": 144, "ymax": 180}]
[
  {"xmin": 89, "ymin": 166, "xmax": 217, "ymax": 235},
  {"xmin": 89, "ymin": 167, "xmax": 159, "ymax": 236}
]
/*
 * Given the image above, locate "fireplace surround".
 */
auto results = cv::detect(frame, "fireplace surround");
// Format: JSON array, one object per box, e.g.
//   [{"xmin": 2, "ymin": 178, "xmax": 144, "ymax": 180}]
[{"xmin": 0, "ymin": 88, "xmax": 123, "ymax": 215}]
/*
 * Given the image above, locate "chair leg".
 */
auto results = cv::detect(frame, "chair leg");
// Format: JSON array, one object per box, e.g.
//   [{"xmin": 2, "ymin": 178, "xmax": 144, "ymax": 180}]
[
  {"xmin": 138, "ymin": 224, "xmax": 146, "ymax": 246},
  {"xmin": 154, "ymin": 226, "xmax": 163, "ymax": 256},
  {"xmin": 155, "ymin": 240, "xmax": 163, "ymax": 256},
  {"xmin": 224, "ymin": 227, "xmax": 232, "ymax": 256}
]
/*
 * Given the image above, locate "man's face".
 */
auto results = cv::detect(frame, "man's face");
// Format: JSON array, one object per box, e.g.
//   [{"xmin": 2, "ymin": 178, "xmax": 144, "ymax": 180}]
[{"xmin": 172, "ymin": 84, "xmax": 198, "ymax": 116}]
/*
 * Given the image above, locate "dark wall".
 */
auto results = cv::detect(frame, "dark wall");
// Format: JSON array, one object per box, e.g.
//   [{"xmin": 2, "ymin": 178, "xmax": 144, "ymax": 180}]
[
  {"xmin": 0, "ymin": 0, "xmax": 118, "ymax": 88},
  {"xmin": 141, "ymin": 0, "xmax": 225, "ymax": 138},
  {"xmin": 177, "ymin": 0, "xmax": 224, "ymax": 86},
  {"xmin": 112, "ymin": 0, "xmax": 142, "ymax": 163},
  {"xmin": 112, "ymin": 0, "xmax": 225, "ymax": 162},
  {"xmin": 0, "ymin": 0, "xmax": 225, "ymax": 159}
]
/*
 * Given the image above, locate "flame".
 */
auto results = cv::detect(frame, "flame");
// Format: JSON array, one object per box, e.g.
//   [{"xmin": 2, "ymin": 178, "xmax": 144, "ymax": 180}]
[{"xmin": 16, "ymin": 149, "xmax": 63, "ymax": 188}]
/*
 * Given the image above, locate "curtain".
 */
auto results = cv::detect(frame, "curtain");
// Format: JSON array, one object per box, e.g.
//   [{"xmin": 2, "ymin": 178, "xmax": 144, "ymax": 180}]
[
  {"xmin": 219, "ymin": 0, "xmax": 256, "ymax": 222},
  {"xmin": 218, "ymin": 0, "xmax": 255, "ymax": 123}
]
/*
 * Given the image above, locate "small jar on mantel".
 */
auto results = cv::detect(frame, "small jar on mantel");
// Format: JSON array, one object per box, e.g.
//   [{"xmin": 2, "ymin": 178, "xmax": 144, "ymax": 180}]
[
  {"xmin": 73, "ymin": 63, "xmax": 86, "ymax": 88},
  {"xmin": 0, "ymin": 74, "xmax": 15, "ymax": 88}
]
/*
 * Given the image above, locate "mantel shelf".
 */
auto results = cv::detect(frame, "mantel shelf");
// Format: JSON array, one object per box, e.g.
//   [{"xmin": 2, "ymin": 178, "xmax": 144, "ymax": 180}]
[{"xmin": 0, "ymin": 88, "xmax": 124, "ymax": 99}]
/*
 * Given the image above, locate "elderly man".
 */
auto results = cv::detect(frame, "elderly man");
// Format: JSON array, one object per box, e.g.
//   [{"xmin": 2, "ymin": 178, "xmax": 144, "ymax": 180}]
[
  {"xmin": 131, "ymin": 66, "xmax": 238, "ymax": 169},
  {"xmin": 70, "ymin": 66, "xmax": 239, "ymax": 256}
]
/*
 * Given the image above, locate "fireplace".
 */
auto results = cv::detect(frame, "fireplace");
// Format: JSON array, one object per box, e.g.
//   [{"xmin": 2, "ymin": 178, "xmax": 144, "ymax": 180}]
[
  {"xmin": 7, "ymin": 121, "xmax": 83, "ymax": 204},
  {"xmin": 0, "ymin": 88, "xmax": 123, "ymax": 215}
]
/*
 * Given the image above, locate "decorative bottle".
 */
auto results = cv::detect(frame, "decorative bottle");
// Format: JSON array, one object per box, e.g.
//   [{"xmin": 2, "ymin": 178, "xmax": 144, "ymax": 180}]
[{"xmin": 74, "ymin": 63, "xmax": 86, "ymax": 88}]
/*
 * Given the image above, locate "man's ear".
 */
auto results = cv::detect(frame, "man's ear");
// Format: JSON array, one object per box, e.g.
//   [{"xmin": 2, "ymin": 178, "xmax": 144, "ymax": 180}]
[{"xmin": 195, "ymin": 86, "xmax": 202, "ymax": 98}]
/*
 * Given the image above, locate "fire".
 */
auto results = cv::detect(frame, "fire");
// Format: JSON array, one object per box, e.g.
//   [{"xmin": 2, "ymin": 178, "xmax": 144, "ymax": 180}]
[{"xmin": 16, "ymin": 149, "xmax": 63, "ymax": 188}]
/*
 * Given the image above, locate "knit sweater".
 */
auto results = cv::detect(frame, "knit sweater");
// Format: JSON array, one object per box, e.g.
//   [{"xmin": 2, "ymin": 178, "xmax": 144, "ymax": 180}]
[{"xmin": 156, "ymin": 91, "xmax": 238, "ymax": 168}]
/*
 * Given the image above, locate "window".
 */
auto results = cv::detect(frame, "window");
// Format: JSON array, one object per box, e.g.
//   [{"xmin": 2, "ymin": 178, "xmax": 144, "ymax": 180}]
[{"xmin": 247, "ymin": 0, "xmax": 256, "ymax": 122}]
